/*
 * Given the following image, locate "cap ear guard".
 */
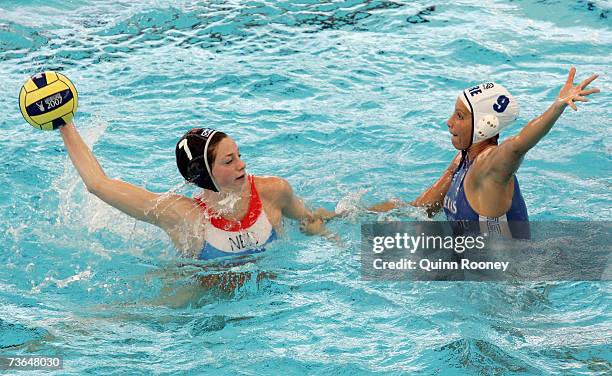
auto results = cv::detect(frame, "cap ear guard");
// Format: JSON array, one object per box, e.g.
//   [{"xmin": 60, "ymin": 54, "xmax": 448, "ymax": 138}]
[
  {"xmin": 175, "ymin": 128, "xmax": 220, "ymax": 192},
  {"xmin": 474, "ymin": 114, "xmax": 500, "ymax": 141}
]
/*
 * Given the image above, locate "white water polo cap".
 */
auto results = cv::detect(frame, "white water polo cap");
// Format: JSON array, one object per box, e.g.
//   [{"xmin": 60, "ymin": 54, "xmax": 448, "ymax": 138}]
[{"xmin": 459, "ymin": 82, "xmax": 519, "ymax": 146}]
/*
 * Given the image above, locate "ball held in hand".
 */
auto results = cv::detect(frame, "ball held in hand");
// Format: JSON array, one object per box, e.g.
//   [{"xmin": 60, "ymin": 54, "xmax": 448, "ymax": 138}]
[{"xmin": 19, "ymin": 71, "xmax": 78, "ymax": 130}]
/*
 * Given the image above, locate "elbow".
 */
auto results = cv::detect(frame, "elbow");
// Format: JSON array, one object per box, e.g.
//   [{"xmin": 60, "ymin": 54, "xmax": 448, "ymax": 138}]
[
  {"xmin": 85, "ymin": 177, "xmax": 108, "ymax": 196},
  {"xmin": 86, "ymin": 182, "xmax": 100, "ymax": 195}
]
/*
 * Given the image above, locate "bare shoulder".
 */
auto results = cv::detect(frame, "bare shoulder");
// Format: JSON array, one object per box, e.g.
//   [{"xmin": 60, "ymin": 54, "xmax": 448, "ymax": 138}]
[
  {"xmin": 477, "ymin": 146, "xmax": 497, "ymax": 163},
  {"xmin": 155, "ymin": 193, "xmax": 202, "ymax": 227},
  {"xmin": 252, "ymin": 175, "xmax": 292, "ymax": 201},
  {"xmin": 480, "ymin": 141, "xmax": 520, "ymax": 174},
  {"xmin": 469, "ymin": 146, "xmax": 499, "ymax": 184},
  {"xmin": 471, "ymin": 146, "xmax": 497, "ymax": 169},
  {"xmin": 158, "ymin": 192, "xmax": 199, "ymax": 209},
  {"xmin": 161, "ymin": 194, "xmax": 206, "ymax": 255}
]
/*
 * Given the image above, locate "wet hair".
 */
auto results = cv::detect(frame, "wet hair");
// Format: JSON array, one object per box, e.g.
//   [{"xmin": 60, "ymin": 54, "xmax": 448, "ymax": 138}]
[{"xmin": 206, "ymin": 131, "xmax": 228, "ymax": 167}]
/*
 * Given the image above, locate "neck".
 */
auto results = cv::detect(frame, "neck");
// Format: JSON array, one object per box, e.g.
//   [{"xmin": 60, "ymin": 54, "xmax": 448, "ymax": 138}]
[
  {"xmin": 464, "ymin": 139, "xmax": 495, "ymax": 161},
  {"xmin": 201, "ymin": 179, "xmax": 250, "ymax": 216}
]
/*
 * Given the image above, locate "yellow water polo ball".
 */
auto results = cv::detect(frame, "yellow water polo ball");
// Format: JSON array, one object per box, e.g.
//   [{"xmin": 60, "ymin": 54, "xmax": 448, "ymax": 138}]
[{"xmin": 19, "ymin": 71, "xmax": 78, "ymax": 130}]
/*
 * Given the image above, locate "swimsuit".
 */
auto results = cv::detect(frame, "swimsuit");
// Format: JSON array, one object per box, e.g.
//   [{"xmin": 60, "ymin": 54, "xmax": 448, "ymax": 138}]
[
  {"xmin": 195, "ymin": 175, "xmax": 277, "ymax": 260},
  {"xmin": 443, "ymin": 153, "xmax": 530, "ymax": 238}
]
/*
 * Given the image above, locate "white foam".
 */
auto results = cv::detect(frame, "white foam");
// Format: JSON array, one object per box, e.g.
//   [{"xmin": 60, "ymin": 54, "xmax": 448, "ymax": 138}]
[
  {"xmin": 31, "ymin": 266, "xmax": 94, "ymax": 293},
  {"xmin": 52, "ymin": 117, "xmax": 171, "ymax": 258},
  {"xmin": 335, "ymin": 188, "xmax": 369, "ymax": 220}
]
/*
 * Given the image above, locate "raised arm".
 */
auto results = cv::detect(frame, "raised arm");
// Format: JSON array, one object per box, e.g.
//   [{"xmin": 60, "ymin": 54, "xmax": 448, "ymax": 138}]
[
  {"xmin": 60, "ymin": 121, "xmax": 191, "ymax": 230},
  {"xmin": 485, "ymin": 67, "xmax": 600, "ymax": 183}
]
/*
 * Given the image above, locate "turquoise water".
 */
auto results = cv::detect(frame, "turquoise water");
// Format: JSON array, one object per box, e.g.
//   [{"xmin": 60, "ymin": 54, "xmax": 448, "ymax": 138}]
[{"xmin": 1, "ymin": 0, "xmax": 611, "ymax": 374}]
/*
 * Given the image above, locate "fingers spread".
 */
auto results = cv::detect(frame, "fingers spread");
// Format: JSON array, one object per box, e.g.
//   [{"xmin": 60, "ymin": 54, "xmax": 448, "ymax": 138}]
[
  {"xmin": 566, "ymin": 67, "xmax": 576, "ymax": 85},
  {"xmin": 579, "ymin": 74, "xmax": 599, "ymax": 89},
  {"xmin": 581, "ymin": 88, "xmax": 600, "ymax": 95},
  {"xmin": 573, "ymin": 96, "xmax": 589, "ymax": 102}
]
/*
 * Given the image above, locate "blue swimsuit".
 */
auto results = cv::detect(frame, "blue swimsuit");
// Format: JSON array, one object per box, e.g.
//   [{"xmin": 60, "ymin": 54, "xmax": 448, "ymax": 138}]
[{"xmin": 443, "ymin": 153, "xmax": 530, "ymax": 239}]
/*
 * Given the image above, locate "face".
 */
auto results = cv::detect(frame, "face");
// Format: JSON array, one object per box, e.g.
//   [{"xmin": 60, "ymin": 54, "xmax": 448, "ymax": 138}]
[
  {"xmin": 447, "ymin": 97, "xmax": 473, "ymax": 150},
  {"xmin": 210, "ymin": 137, "xmax": 247, "ymax": 192}
]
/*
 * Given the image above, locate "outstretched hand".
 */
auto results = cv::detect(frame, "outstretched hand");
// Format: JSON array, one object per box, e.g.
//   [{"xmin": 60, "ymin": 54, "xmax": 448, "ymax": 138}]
[
  {"xmin": 299, "ymin": 208, "xmax": 337, "ymax": 234},
  {"xmin": 312, "ymin": 207, "xmax": 338, "ymax": 221},
  {"xmin": 558, "ymin": 67, "xmax": 600, "ymax": 111}
]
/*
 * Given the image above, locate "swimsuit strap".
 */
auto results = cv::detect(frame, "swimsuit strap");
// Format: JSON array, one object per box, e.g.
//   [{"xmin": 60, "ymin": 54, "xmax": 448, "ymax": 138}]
[
  {"xmin": 458, "ymin": 150, "xmax": 471, "ymax": 170},
  {"xmin": 194, "ymin": 175, "xmax": 263, "ymax": 231}
]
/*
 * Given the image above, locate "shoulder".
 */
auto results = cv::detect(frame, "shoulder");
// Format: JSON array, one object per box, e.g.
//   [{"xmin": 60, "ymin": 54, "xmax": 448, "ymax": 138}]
[
  {"xmin": 252, "ymin": 175, "xmax": 293, "ymax": 202},
  {"xmin": 475, "ymin": 146, "xmax": 497, "ymax": 165},
  {"xmin": 469, "ymin": 146, "xmax": 499, "ymax": 183},
  {"xmin": 471, "ymin": 144, "xmax": 518, "ymax": 187},
  {"xmin": 156, "ymin": 193, "xmax": 201, "ymax": 226},
  {"xmin": 162, "ymin": 192, "xmax": 199, "ymax": 208},
  {"xmin": 479, "ymin": 140, "xmax": 523, "ymax": 174}
]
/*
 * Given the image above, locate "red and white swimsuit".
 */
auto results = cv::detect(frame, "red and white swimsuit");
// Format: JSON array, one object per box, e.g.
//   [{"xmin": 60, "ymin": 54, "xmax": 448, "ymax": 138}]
[{"xmin": 194, "ymin": 175, "xmax": 277, "ymax": 260}]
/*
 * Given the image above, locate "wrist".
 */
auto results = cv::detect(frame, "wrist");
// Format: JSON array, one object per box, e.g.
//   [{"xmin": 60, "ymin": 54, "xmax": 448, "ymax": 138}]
[
  {"xmin": 59, "ymin": 121, "xmax": 74, "ymax": 132},
  {"xmin": 553, "ymin": 98, "xmax": 568, "ymax": 112}
]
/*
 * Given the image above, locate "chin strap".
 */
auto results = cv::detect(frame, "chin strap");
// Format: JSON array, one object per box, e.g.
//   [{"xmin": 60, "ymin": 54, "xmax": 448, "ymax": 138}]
[{"xmin": 459, "ymin": 149, "xmax": 469, "ymax": 169}]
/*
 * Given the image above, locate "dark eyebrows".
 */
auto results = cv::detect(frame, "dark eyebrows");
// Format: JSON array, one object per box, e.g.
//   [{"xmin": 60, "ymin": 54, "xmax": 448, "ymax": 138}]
[{"xmin": 223, "ymin": 149, "xmax": 240, "ymax": 158}]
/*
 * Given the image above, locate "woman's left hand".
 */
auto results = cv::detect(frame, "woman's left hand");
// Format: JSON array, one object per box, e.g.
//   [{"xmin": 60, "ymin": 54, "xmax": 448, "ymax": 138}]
[
  {"xmin": 299, "ymin": 208, "xmax": 337, "ymax": 235},
  {"xmin": 557, "ymin": 67, "xmax": 600, "ymax": 111},
  {"xmin": 300, "ymin": 216, "xmax": 325, "ymax": 235},
  {"xmin": 312, "ymin": 208, "xmax": 338, "ymax": 221}
]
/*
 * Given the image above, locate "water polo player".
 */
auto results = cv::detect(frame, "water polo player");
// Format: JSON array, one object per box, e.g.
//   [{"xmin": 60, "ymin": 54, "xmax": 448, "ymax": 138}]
[
  {"xmin": 59, "ymin": 122, "xmax": 332, "ymax": 259},
  {"xmin": 371, "ymin": 67, "xmax": 599, "ymax": 237}
]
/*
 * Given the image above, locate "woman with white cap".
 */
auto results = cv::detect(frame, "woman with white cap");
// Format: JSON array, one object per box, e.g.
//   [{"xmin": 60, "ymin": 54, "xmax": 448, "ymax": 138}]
[{"xmin": 371, "ymin": 67, "xmax": 599, "ymax": 237}]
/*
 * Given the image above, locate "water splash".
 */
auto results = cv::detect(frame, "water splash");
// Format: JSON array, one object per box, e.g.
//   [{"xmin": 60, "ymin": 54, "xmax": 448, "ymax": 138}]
[
  {"xmin": 31, "ymin": 266, "xmax": 94, "ymax": 294},
  {"xmin": 335, "ymin": 188, "xmax": 368, "ymax": 220}
]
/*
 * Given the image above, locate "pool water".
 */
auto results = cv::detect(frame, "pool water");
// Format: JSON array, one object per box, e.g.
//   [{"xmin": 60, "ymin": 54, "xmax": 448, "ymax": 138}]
[{"xmin": 1, "ymin": 1, "xmax": 611, "ymax": 374}]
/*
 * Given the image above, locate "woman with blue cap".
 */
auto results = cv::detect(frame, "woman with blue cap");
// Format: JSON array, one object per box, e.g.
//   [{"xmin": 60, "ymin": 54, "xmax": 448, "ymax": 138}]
[{"xmin": 371, "ymin": 67, "xmax": 599, "ymax": 237}]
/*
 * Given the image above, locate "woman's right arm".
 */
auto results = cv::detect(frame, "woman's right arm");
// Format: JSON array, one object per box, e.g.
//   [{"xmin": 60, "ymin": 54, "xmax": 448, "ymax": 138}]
[
  {"xmin": 368, "ymin": 153, "xmax": 461, "ymax": 216},
  {"xmin": 408, "ymin": 152, "xmax": 461, "ymax": 217},
  {"xmin": 60, "ymin": 121, "xmax": 191, "ymax": 229}
]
